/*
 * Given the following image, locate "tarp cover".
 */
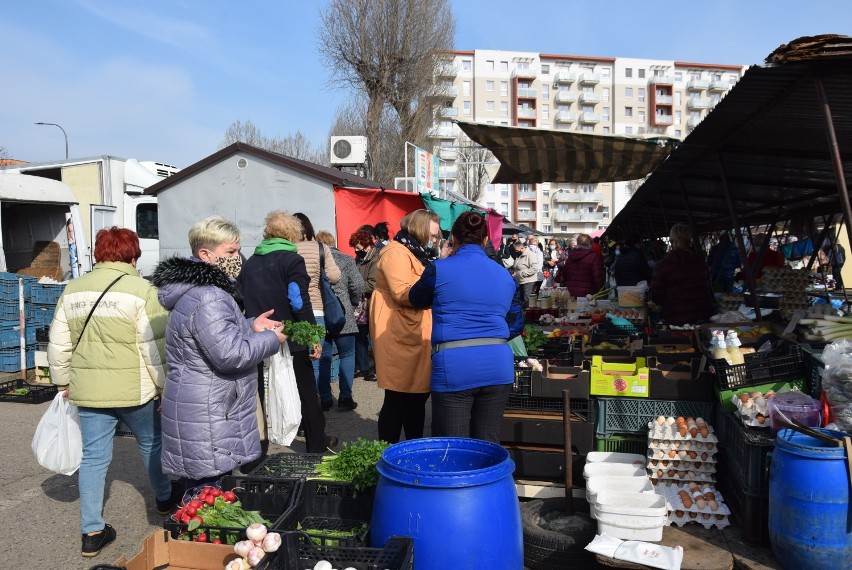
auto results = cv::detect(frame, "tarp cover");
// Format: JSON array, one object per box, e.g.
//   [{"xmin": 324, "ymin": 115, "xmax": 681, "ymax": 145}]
[
  {"xmin": 333, "ymin": 187, "xmax": 424, "ymax": 255},
  {"xmin": 456, "ymin": 121, "xmax": 677, "ymax": 184}
]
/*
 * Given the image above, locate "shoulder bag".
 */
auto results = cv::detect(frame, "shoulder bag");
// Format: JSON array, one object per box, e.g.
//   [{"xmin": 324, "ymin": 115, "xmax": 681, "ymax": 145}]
[{"xmin": 318, "ymin": 243, "xmax": 346, "ymax": 338}]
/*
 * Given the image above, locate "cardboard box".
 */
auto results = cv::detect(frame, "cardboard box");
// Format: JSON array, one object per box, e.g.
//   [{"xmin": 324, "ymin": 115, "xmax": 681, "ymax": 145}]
[
  {"xmin": 642, "ymin": 336, "xmax": 698, "ymax": 365},
  {"xmin": 114, "ymin": 530, "xmax": 243, "ymax": 570},
  {"xmin": 530, "ymin": 364, "xmax": 590, "ymax": 399},
  {"xmin": 648, "ymin": 358, "xmax": 713, "ymax": 402},
  {"xmin": 589, "ymin": 355, "xmax": 650, "ymax": 398},
  {"xmin": 501, "ymin": 412, "xmax": 594, "ymax": 454},
  {"xmin": 573, "ymin": 338, "xmax": 643, "ymax": 365}
]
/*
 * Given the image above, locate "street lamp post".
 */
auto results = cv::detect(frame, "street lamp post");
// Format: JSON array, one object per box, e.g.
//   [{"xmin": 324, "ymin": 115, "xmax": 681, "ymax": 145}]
[{"xmin": 34, "ymin": 122, "xmax": 68, "ymax": 159}]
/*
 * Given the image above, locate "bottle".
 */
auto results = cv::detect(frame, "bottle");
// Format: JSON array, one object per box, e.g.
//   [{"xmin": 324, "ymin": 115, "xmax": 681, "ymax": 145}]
[
  {"xmin": 711, "ymin": 330, "xmax": 730, "ymax": 362},
  {"xmin": 726, "ymin": 331, "xmax": 745, "ymax": 365}
]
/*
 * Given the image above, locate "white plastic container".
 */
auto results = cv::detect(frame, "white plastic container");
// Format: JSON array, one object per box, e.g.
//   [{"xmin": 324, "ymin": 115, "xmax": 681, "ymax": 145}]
[
  {"xmin": 583, "ymin": 462, "xmax": 646, "ymax": 481},
  {"xmin": 586, "ymin": 452, "xmax": 645, "ymax": 466},
  {"xmin": 586, "ymin": 475, "xmax": 654, "ymax": 506},
  {"xmin": 593, "ymin": 491, "xmax": 670, "ymax": 541},
  {"xmin": 617, "ymin": 285, "xmax": 647, "ymax": 308}
]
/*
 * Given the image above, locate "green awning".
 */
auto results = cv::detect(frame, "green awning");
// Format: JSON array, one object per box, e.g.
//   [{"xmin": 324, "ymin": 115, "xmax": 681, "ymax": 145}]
[
  {"xmin": 456, "ymin": 121, "xmax": 677, "ymax": 184},
  {"xmin": 420, "ymin": 193, "xmax": 486, "ymax": 233}
]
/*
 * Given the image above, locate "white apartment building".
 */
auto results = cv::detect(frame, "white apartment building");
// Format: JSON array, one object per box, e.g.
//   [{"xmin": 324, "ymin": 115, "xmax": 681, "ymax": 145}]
[{"xmin": 429, "ymin": 50, "xmax": 745, "ymax": 235}]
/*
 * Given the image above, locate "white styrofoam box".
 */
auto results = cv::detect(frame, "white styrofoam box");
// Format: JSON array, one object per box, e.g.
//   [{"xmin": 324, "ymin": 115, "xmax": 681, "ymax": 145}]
[
  {"xmin": 586, "ymin": 475, "xmax": 654, "ymax": 506},
  {"xmin": 593, "ymin": 491, "xmax": 670, "ymax": 542},
  {"xmin": 586, "ymin": 452, "xmax": 646, "ymax": 466},
  {"xmin": 584, "ymin": 462, "xmax": 646, "ymax": 481}
]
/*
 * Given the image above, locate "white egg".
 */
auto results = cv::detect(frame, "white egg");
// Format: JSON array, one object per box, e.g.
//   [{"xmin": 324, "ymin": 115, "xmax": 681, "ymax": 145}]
[
  {"xmin": 314, "ymin": 561, "xmax": 333, "ymax": 570},
  {"xmin": 665, "ymin": 416, "xmax": 676, "ymax": 426}
]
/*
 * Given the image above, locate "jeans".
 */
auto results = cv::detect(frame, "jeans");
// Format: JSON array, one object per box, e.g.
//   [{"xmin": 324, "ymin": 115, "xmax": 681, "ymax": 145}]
[
  {"xmin": 311, "ymin": 315, "xmax": 325, "ymax": 383},
  {"xmin": 77, "ymin": 399, "xmax": 172, "ymax": 533},
  {"xmin": 355, "ymin": 323, "xmax": 372, "ymax": 372},
  {"xmin": 318, "ymin": 333, "xmax": 356, "ymax": 402},
  {"xmin": 431, "ymin": 384, "xmax": 512, "ymax": 443}
]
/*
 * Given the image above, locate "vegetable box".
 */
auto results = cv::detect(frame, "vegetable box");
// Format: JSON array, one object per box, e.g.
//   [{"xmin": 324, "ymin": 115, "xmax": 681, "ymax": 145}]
[
  {"xmin": 111, "ymin": 530, "xmax": 252, "ymax": 570},
  {"xmin": 589, "ymin": 355, "xmax": 650, "ymax": 398},
  {"xmin": 523, "ymin": 364, "xmax": 591, "ymax": 399}
]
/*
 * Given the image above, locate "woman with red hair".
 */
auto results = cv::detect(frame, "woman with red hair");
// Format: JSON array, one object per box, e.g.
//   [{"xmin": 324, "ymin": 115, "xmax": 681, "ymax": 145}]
[
  {"xmin": 350, "ymin": 227, "xmax": 379, "ymax": 381},
  {"xmin": 48, "ymin": 227, "xmax": 177, "ymax": 558}
]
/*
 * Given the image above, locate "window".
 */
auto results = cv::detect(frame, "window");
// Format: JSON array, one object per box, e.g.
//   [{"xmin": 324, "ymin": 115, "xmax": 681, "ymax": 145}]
[
  {"xmin": 557, "ymin": 104, "xmax": 570, "ymax": 112},
  {"xmin": 729, "ymin": 75, "xmax": 738, "ymax": 84},
  {"xmin": 542, "ymin": 187, "xmax": 549, "ymax": 198},
  {"xmin": 582, "ymin": 85, "xmax": 594, "ymax": 95},
  {"xmin": 675, "ymin": 92, "xmax": 682, "ymax": 105},
  {"xmin": 486, "ymin": 184, "xmax": 495, "ymax": 194},
  {"xmin": 560, "ymin": 225, "xmax": 568, "ymax": 232},
  {"xmin": 462, "ymin": 59, "xmax": 472, "ymax": 71},
  {"xmin": 625, "ymin": 67, "xmax": 633, "ymax": 78},
  {"xmin": 638, "ymin": 88, "xmax": 645, "ymax": 102},
  {"xmin": 675, "ymin": 72, "xmax": 683, "ymax": 82},
  {"xmin": 541, "ymin": 64, "xmax": 550, "ymax": 75},
  {"xmin": 637, "ymin": 126, "xmax": 646, "ymax": 134},
  {"xmin": 689, "ymin": 72, "xmax": 701, "ymax": 80},
  {"xmin": 602, "ymin": 107, "xmax": 610, "ymax": 121},
  {"xmin": 601, "ymin": 67, "xmax": 611, "ymax": 78},
  {"xmin": 675, "ymin": 129, "xmax": 682, "ymax": 138},
  {"xmin": 136, "ymin": 203, "xmax": 158, "ymax": 239},
  {"xmin": 581, "ymin": 125, "xmax": 593, "ymax": 132},
  {"xmin": 625, "ymin": 87, "xmax": 633, "ymax": 98},
  {"xmin": 714, "ymin": 73, "xmax": 722, "ymax": 81},
  {"xmin": 637, "ymin": 110, "xmax": 645, "ymax": 122},
  {"xmin": 500, "ymin": 81, "xmax": 508, "ymax": 96},
  {"xmin": 501, "ymin": 203, "xmax": 509, "ymax": 216},
  {"xmin": 519, "ymin": 183, "xmax": 532, "ymax": 193},
  {"xmin": 602, "ymin": 126, "xmax": 610, "ymax": 134},
  {"xmin": 500, "ymin": 61, "xmax": 508, "ymax": 71},
  {"xmin": 582, "ymin": 104, "xmax": 594, "ymax": 114},
  {"xmin": 625, "ymin": 126, "xmax": 633, "ymax": 134},
  {"xmin": 638, "ymin": 68, "xmax": 645, "ymax": 79},
  {"xmin": 675, "ymin": 110, "xmax": 682, "ymax": 124},
  {"xmin": 543, "ymin": 204, "xmax": 550, "ymax": 215},
  {"xmin": 542, "ymin": 104, "xmax": 549, "ymax": 119},
  {"xmin": 486, "ymin": 80, "xmax": 494, "ymax": 91},
  {"xmin": 517, "ymin": 61, "xmax": 530, "ymax": 72},
  {"xmin": 486, "ymin": 100, "xmax": 495, "ymax": 112},
  {"xmin": 602, "ymin": 206, "xmax": 610, "ymax": 216},
  {"xmin": 500, "ymin": 101, "xmax": 508, "ymax": 117},
  {"xmin": 486, "ymin": 60, "xmax": 494, "ymax": 71},
  {"xmin": 486, "ymin": 202, "xmax": 495, "ymax": 209},
  {"xmin": 624, "ymin": 106, "xmax": 633, "ymax": 117},
  {"xmin": 500, "ymin": 185, "xmax": 509, "ymax": 197},
  {"xmin": 543, "ymin": 224, "xmax": 552, "ymax": 233},
  {"xmin": 463, "ymin": 81, "xmax": 471, "ymax": 96},
  {"xmin": 463, "ymin": 101, "xmax": 471, "ymax": 116},
  {"xmin": 541, "ymin": 84, "xmax": 549, "ymax": 98},
  {"xmin": 602, "ymin": 87, "xmax": 610, "ymax": 102}
]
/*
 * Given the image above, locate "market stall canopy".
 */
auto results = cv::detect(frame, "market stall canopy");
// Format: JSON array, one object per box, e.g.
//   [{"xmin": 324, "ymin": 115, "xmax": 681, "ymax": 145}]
[
  {"xmin": 607, "ymin": 35, "xmax": 852, "ymax": 239},
  {"xmin": 456, "ymin": 121, "xmax": 677, "ymax": 184}
]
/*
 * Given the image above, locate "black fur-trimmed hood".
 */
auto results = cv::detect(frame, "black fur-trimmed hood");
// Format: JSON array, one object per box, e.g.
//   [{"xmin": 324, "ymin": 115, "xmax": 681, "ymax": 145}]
[{"xmin": 152, "ymin": 257, "xmax": 236, "ymax": 310}]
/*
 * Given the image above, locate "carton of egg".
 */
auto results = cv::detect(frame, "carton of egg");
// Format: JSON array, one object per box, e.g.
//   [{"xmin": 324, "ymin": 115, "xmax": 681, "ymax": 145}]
[
  {"xmin": 732, "ymin": 390, "xmax": 787, "ymax": 428},
  {"xmin": 654, "ymin": 483, "xmax": 731, "ymax": 529},
  {"xmin": 647, "ymin": 416, "xmax": 718, "ymax": 484},
  {"xmin": 648, "ymin": 416, "xmax": 717, "ymax": 442}
]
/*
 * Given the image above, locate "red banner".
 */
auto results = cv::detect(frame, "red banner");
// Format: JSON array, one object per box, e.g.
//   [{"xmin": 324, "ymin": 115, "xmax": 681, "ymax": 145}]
[{"xmin": 333, "ymin": 187, "xmax": 425, "ymax": 255}]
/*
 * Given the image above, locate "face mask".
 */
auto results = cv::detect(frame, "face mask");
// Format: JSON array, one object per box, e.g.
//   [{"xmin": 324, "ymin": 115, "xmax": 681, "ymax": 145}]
[
  {"xmin": 549, "ymin": 245, "xmax": 556, "ymax": 250},
  {"xmin": 427, "ymin": 240, "xmax": 435, "ymax": 249},
  {"xmin": 213, "ymin": 254, "xmax": 243, "ymax": 278},
  {"xmin": 355, "ymin": 250, "xmax": 366, "ymax": 260},
  {"xmin": 615, "ymin": 250, "xmax": 621, "ymax": 256}
]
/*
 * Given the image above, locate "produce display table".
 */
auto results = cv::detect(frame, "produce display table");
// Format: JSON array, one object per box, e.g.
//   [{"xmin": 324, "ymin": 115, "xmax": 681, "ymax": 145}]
[{"xmin": 594, "ymin": 525, "xmax": 733, "ymax": 570}]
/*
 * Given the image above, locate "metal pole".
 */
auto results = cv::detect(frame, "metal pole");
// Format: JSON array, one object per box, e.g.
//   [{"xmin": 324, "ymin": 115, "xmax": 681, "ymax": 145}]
[{"xmin": 34, "ymin": 122, "xmax": 68, "ymax": 159}]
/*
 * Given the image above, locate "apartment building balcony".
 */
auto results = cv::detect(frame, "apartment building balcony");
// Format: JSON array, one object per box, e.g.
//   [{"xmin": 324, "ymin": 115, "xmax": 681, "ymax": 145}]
[
  {"xmin": 441, "ymin": 167, "xmax": 458, "ymax": 179},
  {"xmin": 435, "ymin": 63, "xmax": 458, "ymax": 77},
  {"xmin": 579, "ymin": 72, "xmax": 601, "ymax": 85},
  {"xmin": 709, "ymin": 80, "xmax": 729, "ymax": 92},
  {"xmin": 517, "ymin": 191, "xmax": 537, "ymax": 200},
  {"xmin": 555, "ymin": 111, "xmax": 576, "ymax": 124},
  {"xmin": 512, "ymin": 67, "xmax": 538, "ymax": 79},
  {"xmin": 554, "ymin": 71, "xmax": 576, "ymax": 84},
  {"xmin": 580, "ymin": 112, "xmax": 601, "ymax": 124},
  {"xmin": 579, "ymin": 92, "xmax": 601, "ymax": 104},
  {"xmin": 687, "ymin": 97, "xmax": 712, "ymax": 110},
  {"xmin": 686, "ymin": 79, "xmax": 709, "ymax": 91},
  {"xmin": 439, "ymin": 148, "xmax": 458, "ymax": 160},
  {"xmin": 427, "ymin": 85, "xmax": 458, "ymax": 98},
  {"xmin": 654, "ymin": 114, "xmax": 674, "ymax": 125},
  {"xmin": 555, "ymin": 91, "xmax": 577, "ymax": 104},
  {"xmin": 428, "ymin": 125, "xmax": 458, "ymax": 139},
  {"xmin": 655, "ymin": 95, "xmax": 673, "ymax": 105},
  {"xmin": 516, "ymin": 210, "xmax": 537, "ymax": 221},
  {"xmin": 687, "ymin": 116, "xmax": 702, "ymax": 128},
  {"xmin": 517, "ymin": 88, "xmax": 537, "ymax": 99},
  {"xmin": 439, "ymin": 107, "xmax": 458, "ymax": 118},
  {"xmin": 517, "ymin": 107, "xmax": 537, "ymax": 119},
  {"xmin": 554, "ymin": 211, "xmax": 605, "ymax": 222},
  {"xmin": 649, "ymin": 76, "xmax": 674, "ymax": 85},
  {"xmin": 554, "ymin": 191, "xmax": 603, "ymax": 203}
]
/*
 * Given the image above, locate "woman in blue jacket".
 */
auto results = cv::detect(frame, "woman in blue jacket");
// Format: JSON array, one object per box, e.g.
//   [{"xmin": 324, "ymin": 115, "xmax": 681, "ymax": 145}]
[{"xmin": 409, "ymin": 212, "xmax": 523, "ymax": 442}]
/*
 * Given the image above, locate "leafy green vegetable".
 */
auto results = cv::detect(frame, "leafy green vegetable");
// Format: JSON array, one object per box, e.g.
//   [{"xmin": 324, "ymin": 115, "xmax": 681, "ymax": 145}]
[
  {"xmin": 298, "ymin": 522, "xmax": 368, "ymax": 546},
  {"xmin": 522, "ymin": 324, "xmax": 548, "ymax": 353},
  {"xmin": 281, "ymin": 320, "xmax": 326, "ymax": 346},
  {"xmin": 7, "ymin": 388, "xmax": 29, "ymax": 396},
  {"xmin": 313, "ymin": 438, "xmax": 389, "ymax": 490},
  {"xmin": 187, "ymin": 496, "xmax": 270, "ymax": 544}
]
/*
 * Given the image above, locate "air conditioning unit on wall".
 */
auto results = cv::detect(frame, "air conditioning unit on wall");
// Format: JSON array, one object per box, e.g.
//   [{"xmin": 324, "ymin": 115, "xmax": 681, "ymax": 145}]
[{"xmin": 330, "ymin": 136, "xmax": 368, "ymax": 165}]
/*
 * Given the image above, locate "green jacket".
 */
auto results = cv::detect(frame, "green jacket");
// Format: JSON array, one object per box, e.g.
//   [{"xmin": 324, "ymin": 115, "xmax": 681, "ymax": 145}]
[{"xmin": 48, "ymin": 262, "xmax": 168, "ymax": 408}]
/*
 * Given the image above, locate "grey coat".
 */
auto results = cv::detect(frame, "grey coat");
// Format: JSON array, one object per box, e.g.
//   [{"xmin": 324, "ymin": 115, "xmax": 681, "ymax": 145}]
[
  {"xmin": 330, "ymin": 247, "xmax": 365, "ymax": 336},
  {"xmin": 152, "ymin": 257, "xmax": 280, "ymax": 480}
]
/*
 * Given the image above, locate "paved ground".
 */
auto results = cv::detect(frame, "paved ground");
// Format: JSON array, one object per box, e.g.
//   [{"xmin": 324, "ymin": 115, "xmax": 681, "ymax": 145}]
[{"xmin": 1, "ymin": 375, "xmax": 782, "ymax": 569}]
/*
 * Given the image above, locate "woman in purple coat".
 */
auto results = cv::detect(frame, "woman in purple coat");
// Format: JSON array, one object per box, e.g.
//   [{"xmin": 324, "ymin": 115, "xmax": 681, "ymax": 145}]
[{"xmin": 649, "ymin": 224, "xmax": 715, "ymax": 325}]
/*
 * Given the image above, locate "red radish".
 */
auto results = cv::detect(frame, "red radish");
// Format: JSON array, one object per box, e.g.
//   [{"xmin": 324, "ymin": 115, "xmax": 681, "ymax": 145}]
[
  {"xmin": 211, "ymin": 538, "xmax": 222, "ymax": 544},
  {"xmin": 189, "ymin": 499, "xmax": 202, "ymax": 509},
  {"xmin": 223, "ymin": 491, "xmax": 237, "ymax": 503},
  {"xmin": 180, "ymin": 514, "xmax": 191, "ymax": 524},
  {"xmin": 196, "ymin": 533, "xmax": 208, "ymax": 543},
  {"xmin": 184, "ymin": 506, "xmax": 197, "ymax": 517},
  {"xmin": 190, "ymin": 516, "xmax": 204, "ymax": 525},
  {"xmin": 204, "ymin": 495, "xmax": 215, "ymax": 506},
  {"xmin": 200, "ymin": 486, "xmax": 215, "ymax": 495},
  {"xmin": 210, "ymin": 489, "xmax": 223, "ymax": 497}
]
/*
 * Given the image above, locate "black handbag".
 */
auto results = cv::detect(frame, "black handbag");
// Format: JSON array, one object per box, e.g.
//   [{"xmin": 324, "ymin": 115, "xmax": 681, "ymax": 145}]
[{"xmin": 318, "ymin": 243, "xmax": 346, "ymax": 338}]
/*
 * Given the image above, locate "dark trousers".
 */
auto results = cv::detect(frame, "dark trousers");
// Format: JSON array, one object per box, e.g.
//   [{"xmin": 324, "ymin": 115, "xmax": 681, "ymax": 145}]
[
  {"xmin": 355, "ymin": 324, "xmax": 372, "ymax": 372},
  {"xmin": 377, "ymin": 390, "xmax": 430, "ymax": 444},
  {"xmin": 431, "ymin": 384, "xmax": 512, "ymax": 443},
  {"xmin": 520, "ymin": 282, "xmax": 535, "ymax": 308}
]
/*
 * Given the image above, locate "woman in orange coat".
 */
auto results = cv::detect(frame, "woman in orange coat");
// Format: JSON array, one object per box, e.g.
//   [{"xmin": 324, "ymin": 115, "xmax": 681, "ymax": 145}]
[{"xmin": 370, "ymin": 209, "xmax": 441, "ymax": 443}]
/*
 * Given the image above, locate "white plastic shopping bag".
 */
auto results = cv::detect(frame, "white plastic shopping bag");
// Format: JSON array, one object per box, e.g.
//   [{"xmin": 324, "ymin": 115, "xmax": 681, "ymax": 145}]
[
  {"xmin": 266, "ymin": 343, "xmax": 301, "ymax": 446},
  {"xmin": 31, "ymin": 392, "xmax": 83, "ymax": 475},
  {"xmin": 585, "ymin": 533, "xmax": 683, "ymax": 570}
]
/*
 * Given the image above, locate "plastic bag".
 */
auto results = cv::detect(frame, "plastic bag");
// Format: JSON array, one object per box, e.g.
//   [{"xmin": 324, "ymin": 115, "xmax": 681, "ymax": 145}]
[
  {"xmin": 585, "ymin": 533, "xmax": 683, "ymax": 570},
  {"xmin": 266, "ymin": 343, "xmax": 301, "ymax": 446},
  {"xmin": 31, "ymin": 392, "xmax": 82, "ymax": 475},
  {"xmin": 819, "ymin": 339, "xmax": 852, "ymax": 431}
]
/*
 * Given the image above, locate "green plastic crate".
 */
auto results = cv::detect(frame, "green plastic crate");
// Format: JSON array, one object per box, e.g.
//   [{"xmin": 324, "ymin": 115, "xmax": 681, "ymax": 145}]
[
  {"xmin": 593, "ymin": 434, "xmax": 647, "ymax": 456},
  {"xmin": 714, "ymin": 378, "xmax": 805, "ymax": 413}
]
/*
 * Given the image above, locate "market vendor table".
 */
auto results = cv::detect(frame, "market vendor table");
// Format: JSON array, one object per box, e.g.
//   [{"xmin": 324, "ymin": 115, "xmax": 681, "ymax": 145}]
[{"xmin": 595, "ymin": 525, "xmax": 733, "ymax": 570}]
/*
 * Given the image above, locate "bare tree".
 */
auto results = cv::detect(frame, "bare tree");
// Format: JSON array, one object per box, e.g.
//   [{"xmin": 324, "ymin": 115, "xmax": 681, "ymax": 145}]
[
  {"xmin": 454, "ymin": 136, "xmax": 493, "ymax": 203},
  {"xmin": 0, "ymin": 145, "xmax": 11, "ymax": 164},
  {"xmin": 318, "ymin": 0, "xmax": 455, "ymax": 185},
  {"xmin": 219, "ymin": 120, "xmax": 327, "ymax": 165},
  {"xmin": 626, "ymin": 175, "xmax": 650, "ymax": 196}
]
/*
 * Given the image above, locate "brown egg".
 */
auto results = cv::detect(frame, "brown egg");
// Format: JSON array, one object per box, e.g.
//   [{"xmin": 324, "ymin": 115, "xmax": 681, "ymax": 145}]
[
  {"xmin": 757, "ymin": 414, "xmax": 766, "ymax": 424},
  {"xmin": 739, "ymin": 394, "xmax": 750, "ymax": 404},
  {"xmin": 766, "ymin": 390, "xmax": 777, "ymax": 399},
  {"xmin": 702, "ymin": 513, "xmax": 711, "ymax": 520},
  {"xmin": 689, "ymin": 511, "xmax": 698, "ymax": 519},
  {"xmin": 667, "ymin": 469, "xmax": 676, "ymax": 477},
  {"xmin": 708, "ymin": 499, "xmax": 719, "ymax": 511},
  {"xmin": 672, "ymin": 460, "xmax": 680, "ymax": 467},
  {"xmin": 657, "ymin": 469, "xmax": 664, "ymax": 477},
  {"xmin": 704, "ymin": 492, "xmax": 716, "ymax": 501},
  {"xmin": 699, "ymin": 426, "xmax": 710, "ymax": 438},
  {"xmin": 701, "ymin": 452, "xmax": 709, "ymax": 461},
  {"xmin": 690, "ymin": 427, "xmax": 699, "ymax": 438},
  {"xmin": 677, "ymin": 470, "xmax": 687, "ymax": 478},
  {"xmin": 686, "ymin": 416, "xmax": 695, "ymax": 424},
  {"xmin": 662, "ymin": 460, "xmax": 669, "ymax": 467},
  {"xmin": 688, "ymin": 451, "xmax": 698, "ymax": 459},
  {"xmin": 675, "ymin": 510, "xmax": 685, "ymax": 517},
  {"xmin": 695, "ymin": 498, "xmax": 706, "ymax": 509},
  {"xmin": 716, "ymin": 514, "xmax": 725, "ymax": 520},
  {"xmin": 668, "ymin": 449, "xmax": 677, "ymax": 458},
  {"xmin": 706, "ymin": 443, "xmax": 715, "ymax": 450},
  {"xmin": 651, "ymin": 459, "xmax": 659, "ymax": 466},
  {"xmin": 682, "ymin": 496, "xmax": 693, "ymax": 508},
  {"xmin": 678, "ymin": 426, "xmax": 688, "ymax": 437}
]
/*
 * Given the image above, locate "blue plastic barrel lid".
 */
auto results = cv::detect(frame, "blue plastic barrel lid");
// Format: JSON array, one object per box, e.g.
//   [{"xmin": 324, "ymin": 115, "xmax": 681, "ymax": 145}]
[{"xmin": 775, "ymin": 428, "xmax": 851, "ymax": 458}]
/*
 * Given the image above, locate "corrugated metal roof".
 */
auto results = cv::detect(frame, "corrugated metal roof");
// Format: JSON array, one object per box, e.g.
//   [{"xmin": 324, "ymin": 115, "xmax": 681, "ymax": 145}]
[{"xmin": 607, "ymin": 36, "xmax": 852, "ymax": 238}]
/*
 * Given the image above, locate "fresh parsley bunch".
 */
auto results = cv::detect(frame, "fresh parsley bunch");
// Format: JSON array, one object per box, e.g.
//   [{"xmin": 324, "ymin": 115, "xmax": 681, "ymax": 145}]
[
  {"xmin": 314, "ymin": 438, "xmax": 390, "ymax": 490},
  {"xmin": 280, "ymin": 321, "xmax": 326, "ymax": 346}
]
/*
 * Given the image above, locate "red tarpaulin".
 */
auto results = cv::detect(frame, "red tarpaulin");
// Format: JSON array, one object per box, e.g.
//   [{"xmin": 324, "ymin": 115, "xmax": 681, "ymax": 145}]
[{"xmin": 333, "ymin": 187, "xmax": 425, "ymax": 255}]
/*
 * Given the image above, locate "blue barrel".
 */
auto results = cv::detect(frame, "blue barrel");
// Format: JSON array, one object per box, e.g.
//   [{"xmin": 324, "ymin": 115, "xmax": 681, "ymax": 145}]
[
  {"xmin": 769, "ymin": 428, "xmax": 852, "ymax": 569},
  {"xmin": 371, "ymin": 437, "xmax": 522, "ymax": 569}
]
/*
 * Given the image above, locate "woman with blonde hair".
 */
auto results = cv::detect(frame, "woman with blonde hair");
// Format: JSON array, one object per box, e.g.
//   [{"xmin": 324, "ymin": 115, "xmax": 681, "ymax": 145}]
[
  {"xmin": 649, "ymin": 223, "xmax": 714, "ymax": 325},
  {"xmin": 371, "ymin": 208, "xmax": 441, "ymax": 443}
]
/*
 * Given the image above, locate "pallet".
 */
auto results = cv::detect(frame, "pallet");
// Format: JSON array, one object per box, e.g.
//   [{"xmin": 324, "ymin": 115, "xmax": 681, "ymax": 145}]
[{"xmin": 515, "ymin": 479, "xmax": 585, "ymax": 500}]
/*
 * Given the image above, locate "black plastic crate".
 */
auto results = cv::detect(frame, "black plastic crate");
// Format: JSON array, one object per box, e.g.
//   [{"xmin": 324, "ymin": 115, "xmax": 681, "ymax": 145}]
[
  {"xmin": 36, "ymin": 325, "xmax": 50, "ymax": 343},
  {"xmin": 716, "ymin": 455, "xmax": 770, "ymax": 546},
  {"xmin": 268, "ymin": 531, "xmax": 413, "ymax": 570},
  {"xmin": 505, "ymin": 394, "xmax": 595, "ymax": 421},
  {"xmin": 249, "ymin": 452, "xmax": 326, "ymax": 478},
  {"xmin": 595, "ymin": 398, "xmax": 714, "ymax": 437},
  {"xmin": 715, "ymin": 409, "xmax": 774, "ymax": 494},
  {"xmin": 163, "ymin": 475, "xmax": 301, "ymax": 544},
  {"xmin": 277, "ymin": 480, "xmax": 373, "ymax": 547},
  {"xmin": 0, "ymin": 378, "xmax": 57, "ymax": 403},
  {"xmin": 709, "ymin": 339, "xmax": 805, "ymax": 391},
  {"xmin": 802, "ymin": 346, "xmax": 825, "ymax": 398},
  {"xmin": 533, "ymin": 337, "xmax": 574, "ymax": 359},
  {"xmin": 513, "ymin": 363, "xmax": 533, "ymax": 395}
]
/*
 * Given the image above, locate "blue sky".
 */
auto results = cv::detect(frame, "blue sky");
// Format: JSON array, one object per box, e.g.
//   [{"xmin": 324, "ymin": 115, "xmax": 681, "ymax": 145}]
[{"xmin": 1, "ymin": 0, "xmax": 849, "ymax": 168}]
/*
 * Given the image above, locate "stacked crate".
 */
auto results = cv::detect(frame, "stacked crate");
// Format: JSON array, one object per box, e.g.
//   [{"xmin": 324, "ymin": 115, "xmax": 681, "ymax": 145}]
[{"xmin": 28, "ymin": 282, "xmax": 65, "ymax": 332}]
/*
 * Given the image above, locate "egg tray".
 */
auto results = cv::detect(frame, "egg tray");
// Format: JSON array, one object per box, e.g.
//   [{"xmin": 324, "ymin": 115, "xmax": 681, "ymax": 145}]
[
  {"xmin": 733, "ymin": 409, "xmax": 770, "ymax": 429},
  {"xmin": 647, "ymin": 446, "xmax": 718, "ymax": 459},
  {"xmin": 647, "ymin": 460, "xmax": 717, "ymax": 473},
  {"xmin": 649, "ymin": 471, "xmax": 717, "ymax": 484},
  {"xmin": 654, "ymin": 483, "xmax": 731, "ymax": 517},
  {"xmin": 648, "ymin": 440, "xmax": 719, "ymax": 453},
  {"xmin": 647, "ymin": 424, "xmax": 718, "ymax": 442},
  {"xmin": 668, "ymin": 512, "xmax": 731, "ymax": 529}
]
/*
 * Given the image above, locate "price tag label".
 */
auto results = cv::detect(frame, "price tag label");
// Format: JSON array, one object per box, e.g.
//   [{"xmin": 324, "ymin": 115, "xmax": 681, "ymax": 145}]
[{"xmin": 783, "ymin": 309, "xmax": 807, "ymax": 336}]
